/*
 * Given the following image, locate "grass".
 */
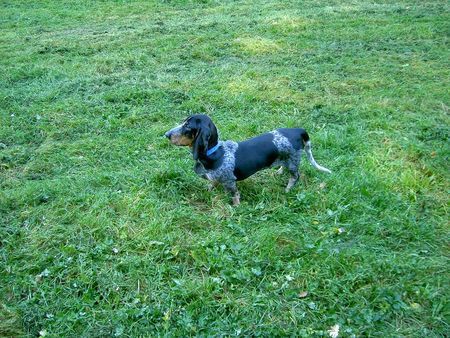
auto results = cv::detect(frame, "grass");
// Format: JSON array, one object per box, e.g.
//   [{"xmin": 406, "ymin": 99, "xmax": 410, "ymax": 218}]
[{"xmin": 0, "ymin": 0, "xmax": 448, "ymax": 336}]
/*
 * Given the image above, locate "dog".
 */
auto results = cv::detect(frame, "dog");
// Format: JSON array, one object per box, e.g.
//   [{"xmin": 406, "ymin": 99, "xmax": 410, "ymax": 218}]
[{"xmin": 165, "ymin": 114, "xmax": 331, "ymax": 205}]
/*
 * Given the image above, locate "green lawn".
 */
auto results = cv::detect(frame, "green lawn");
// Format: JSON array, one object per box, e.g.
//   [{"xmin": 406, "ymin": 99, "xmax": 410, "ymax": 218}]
[{"xmin": 1, "ymin": 0, "xmax": 449, "ymax": 336}]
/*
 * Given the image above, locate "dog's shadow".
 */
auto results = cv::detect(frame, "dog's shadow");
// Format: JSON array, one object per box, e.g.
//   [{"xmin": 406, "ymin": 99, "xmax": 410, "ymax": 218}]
[{"xmin": 157, "ymin": 166, "xmax": 315, "ymax": 208}]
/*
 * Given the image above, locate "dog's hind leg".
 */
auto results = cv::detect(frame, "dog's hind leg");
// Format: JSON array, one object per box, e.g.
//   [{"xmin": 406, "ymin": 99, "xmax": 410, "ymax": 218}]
[
  {"xmin": 285, "ymin": 153, "xmax": 301, "ymax": 192},
  {"xmin": 285, "ymin": 167, "xmax": 299, "ymax": 192}
]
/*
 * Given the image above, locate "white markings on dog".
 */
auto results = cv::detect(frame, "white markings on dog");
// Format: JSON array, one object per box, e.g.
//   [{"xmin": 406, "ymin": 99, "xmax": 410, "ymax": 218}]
[{"xmin": 304, "ymin": 141, "xmax": 332, "ymax": 173}]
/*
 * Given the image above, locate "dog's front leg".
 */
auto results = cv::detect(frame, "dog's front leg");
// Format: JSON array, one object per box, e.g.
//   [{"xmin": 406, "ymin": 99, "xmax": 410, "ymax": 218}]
[
  {"xmin": 223, "ymin": 181, "xmax": 240, "ymax": 206},
  {"xmin": 276, "ymin": 166, "xmax": 284, "ymax": 175}
]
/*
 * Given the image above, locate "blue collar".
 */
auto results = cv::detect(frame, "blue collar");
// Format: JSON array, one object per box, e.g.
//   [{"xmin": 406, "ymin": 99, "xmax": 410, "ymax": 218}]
[{"xmin": 206, "ymin": 143, "xmax": 220, "ymax": 157}]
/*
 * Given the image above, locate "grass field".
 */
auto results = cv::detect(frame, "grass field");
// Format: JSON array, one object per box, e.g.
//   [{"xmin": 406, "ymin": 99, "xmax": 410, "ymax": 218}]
[{"xmin": 1, "ymin": 0, "xmax": 449, "ymax": 336}]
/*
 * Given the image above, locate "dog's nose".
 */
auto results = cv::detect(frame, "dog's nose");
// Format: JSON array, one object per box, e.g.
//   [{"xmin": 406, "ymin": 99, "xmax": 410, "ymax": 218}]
[{"xmin": 164, "ymin": 131, "xmax": 171, "ymax": 139}]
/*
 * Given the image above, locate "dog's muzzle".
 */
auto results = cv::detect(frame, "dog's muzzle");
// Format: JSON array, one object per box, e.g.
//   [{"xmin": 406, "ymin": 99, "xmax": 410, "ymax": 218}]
[{"xmin": 164, "ymin": 125, "xmax": 181, "ymax": 139}]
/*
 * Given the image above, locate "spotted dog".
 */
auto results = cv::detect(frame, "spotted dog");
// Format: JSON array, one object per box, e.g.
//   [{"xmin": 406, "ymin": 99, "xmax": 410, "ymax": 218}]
[{"xmin": 165, "ymin": 114, "xmax": 331, "ymax": 205}]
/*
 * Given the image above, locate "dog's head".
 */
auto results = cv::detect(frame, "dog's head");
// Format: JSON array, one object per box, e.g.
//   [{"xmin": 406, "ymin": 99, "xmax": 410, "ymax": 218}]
[{"xmin": 165, "ymin": 114, "xmax": 218, "ymax": 160}]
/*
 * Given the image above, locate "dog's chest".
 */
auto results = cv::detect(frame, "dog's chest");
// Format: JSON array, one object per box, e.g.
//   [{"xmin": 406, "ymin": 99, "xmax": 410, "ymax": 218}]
[
  {"xmin": 195, "ymin": 140, "xmax": 238, "ymax": 183},
  {"xmin": 205, "ymin": 173, "xmax": 215, "ymax": 181},
  {"xmin": 194, "ymin": 162, "xmax": 220, "ymax": 182}
]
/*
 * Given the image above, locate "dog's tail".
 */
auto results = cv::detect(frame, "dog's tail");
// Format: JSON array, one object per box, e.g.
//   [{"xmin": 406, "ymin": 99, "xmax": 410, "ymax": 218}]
[{"xmin": 301, "ymin": 131, "xmax": 332, "ymax": 174}]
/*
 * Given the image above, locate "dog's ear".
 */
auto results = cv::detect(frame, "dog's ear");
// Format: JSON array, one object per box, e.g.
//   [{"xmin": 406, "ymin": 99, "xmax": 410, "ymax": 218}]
[
  {"xmin": 208, "ymin": 121, "xmax": 218, "ymax": 146},
  {"xmin": 193, "ymin": 125, "xmax": 210, "ymax": 160}
]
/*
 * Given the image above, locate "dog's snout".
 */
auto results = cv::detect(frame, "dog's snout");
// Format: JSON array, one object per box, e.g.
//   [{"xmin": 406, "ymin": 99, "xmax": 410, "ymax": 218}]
[{"xmin": 164, "ymin": 131, "xmax": 171, "ymax": 139}]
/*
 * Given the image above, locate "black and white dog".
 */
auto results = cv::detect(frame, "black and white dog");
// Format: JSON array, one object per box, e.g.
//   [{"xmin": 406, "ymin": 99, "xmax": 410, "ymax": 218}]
[{"xmin": 165, "ymin": 114, "xmax": 331, "ymax": 205}]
